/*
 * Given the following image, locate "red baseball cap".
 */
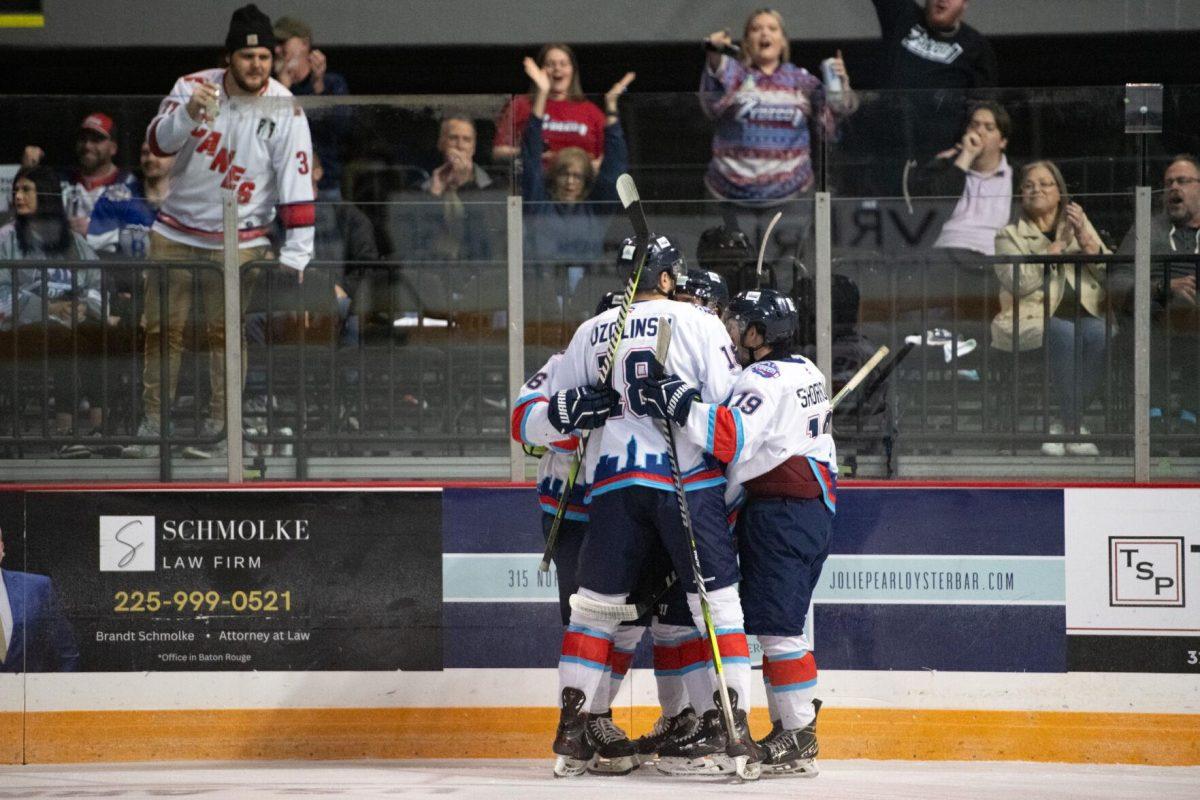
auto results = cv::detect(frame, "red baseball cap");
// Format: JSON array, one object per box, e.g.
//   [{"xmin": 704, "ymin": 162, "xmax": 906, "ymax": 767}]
[{"xmin": 80, "ymin": 112, "xmax": 115, "ymax": 139}]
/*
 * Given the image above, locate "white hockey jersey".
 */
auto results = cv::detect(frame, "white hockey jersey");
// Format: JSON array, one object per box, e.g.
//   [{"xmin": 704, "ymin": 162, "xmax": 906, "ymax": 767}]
[
  {"xmin": 147, "ymin": 68, "xmax": 315, "ymax": 270},
  {"xmin": 511, "ymin": 353, "xmax": 587, "ymax": 521},
  {"xmin": 553, "ymin": 298, "xmax": 741, "ymax": 499},
  {"xmin": 678, "ymin": 355, "xmax": 838, "ymax": 512}
]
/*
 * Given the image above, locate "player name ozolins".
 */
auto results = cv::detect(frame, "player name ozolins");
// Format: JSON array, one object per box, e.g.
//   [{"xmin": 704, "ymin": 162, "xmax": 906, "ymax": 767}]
[{"xmin": 159, "ymin": 518, "xmax": 311, "ymax": 541}]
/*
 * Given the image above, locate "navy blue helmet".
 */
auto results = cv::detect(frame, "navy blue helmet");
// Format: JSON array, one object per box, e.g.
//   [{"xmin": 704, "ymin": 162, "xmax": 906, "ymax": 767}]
[
  {"xmin": 594, "ymin": 290, "xmax": 623, "ymax": 317},
  {"xmin": 676, "ymin": 269, "xmax": 730, "ymax": 314},
  {"xmin": 724, "ymin": 288, "xmax": 798, "ymax": 347},
  {"xmin": 617, "ymin": 233, "xmax": 686, "ymax": 284}
]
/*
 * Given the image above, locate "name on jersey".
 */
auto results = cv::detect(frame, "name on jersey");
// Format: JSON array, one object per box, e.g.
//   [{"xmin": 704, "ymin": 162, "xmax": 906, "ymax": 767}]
[
  {"xmin": 590, "ymin": 315, "xmax": 660, "ymax": 346},
  {"xmin": 188, "ymin": 127, "xmax": 256, "ymax": 204},
  {"xmin": 796, "ymin": 380, "xmax": 828, "ymax": 408}
]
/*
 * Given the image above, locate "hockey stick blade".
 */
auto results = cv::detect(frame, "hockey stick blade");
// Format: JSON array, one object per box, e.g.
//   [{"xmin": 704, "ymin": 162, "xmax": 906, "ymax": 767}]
[
  {"xmin": 756, "ymin": 210, "xmax": 783, "ymax": 283},
  {"xmin": 829, "ymin": 345, "xmax": 889, "ymax": 410},
  {"xmin": 616, "ymin": 173, "xmax": 650, "ymax": 237}
]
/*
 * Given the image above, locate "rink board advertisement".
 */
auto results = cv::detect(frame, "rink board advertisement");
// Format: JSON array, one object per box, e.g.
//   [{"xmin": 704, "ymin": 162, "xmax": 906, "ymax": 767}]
[
  {"xmin": 1065, "ymin": 488, "xmax": 1200, "ymax": 673},
  {"xmin": 442, "ymin": 486, "xmax": 1070, "ymax": 673},
  {"xmin": 13, "ymin": 489, "xmax": 442, "ymax": 672}
]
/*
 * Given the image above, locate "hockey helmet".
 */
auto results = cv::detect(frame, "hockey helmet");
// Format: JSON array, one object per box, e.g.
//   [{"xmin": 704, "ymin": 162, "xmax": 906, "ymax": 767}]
[
  {"xmin": 724, "ymin": 288, "xmax": 798, "ymax": 349},
  {"xmin": 594, "ymin": 290, "xmax": 623, "ymax": 317},
  {"xmin": 676, "ymin": 269, "xmax": 730, "ymax": 314},
  {"xmin": 616, "ymin": 233, "xmax": 686, "ymax": 285},
  {"xmin": 696, "ymin": 225, "xmax": 753, "ymax": 271}
]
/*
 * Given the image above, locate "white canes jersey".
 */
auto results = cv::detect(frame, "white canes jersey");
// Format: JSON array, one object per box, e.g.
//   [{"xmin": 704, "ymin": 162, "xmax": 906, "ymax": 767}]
[
  {"xmin": 511, "ymin": 353, "xmax": 587, "ymax": 521},
  {"xmin": 147, "ymin": 68, "xmax": 315, "ymax": 270},
  {"xmin": 553, "ymin": 298, "xmax": 741, "ymax": 499},
  {"xmin": 678, "ymin": 355, "xmax": 837, "ymax": 512}
]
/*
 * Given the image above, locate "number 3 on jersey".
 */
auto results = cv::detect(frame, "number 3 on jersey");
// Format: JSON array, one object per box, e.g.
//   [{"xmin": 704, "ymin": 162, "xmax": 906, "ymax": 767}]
[{"xmin": 598, "ymin": 349, "xmax": 657, "ymax": 419}]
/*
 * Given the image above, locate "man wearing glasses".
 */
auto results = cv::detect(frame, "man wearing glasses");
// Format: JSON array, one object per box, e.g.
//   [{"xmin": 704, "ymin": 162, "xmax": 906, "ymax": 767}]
[{"xmin": 1116, "ymin": 154, "xmax": 1200, "ymax": 451}]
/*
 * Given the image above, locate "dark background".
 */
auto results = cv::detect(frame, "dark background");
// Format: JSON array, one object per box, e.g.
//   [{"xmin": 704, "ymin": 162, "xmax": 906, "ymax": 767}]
[{"xmin": 1, "ymin": 32, "xmax": 1196, "ymax": 95}]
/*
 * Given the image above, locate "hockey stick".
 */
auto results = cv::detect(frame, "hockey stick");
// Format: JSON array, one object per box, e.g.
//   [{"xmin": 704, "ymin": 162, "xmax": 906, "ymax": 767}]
[
  {"xmin": 568, "ymin": 343, "xmax": 895, "ymax": 624},
  {"xmin": 756, "ymin": 211, "xmax": 783, "ymax": 284},
  {"xmin": 857, "ymin": 341, "xmax": 914, "ymax": 404},
  {"xmin": 828, "ymin": 345, "xmax": 889, "ymax": 410},
  {"xmin": 651, "ymin": 316, "xmax": 756, "ymax": 780},
  {"xmin": 539, "ymin": 173, "xmax": 649, "ymax": 572}
]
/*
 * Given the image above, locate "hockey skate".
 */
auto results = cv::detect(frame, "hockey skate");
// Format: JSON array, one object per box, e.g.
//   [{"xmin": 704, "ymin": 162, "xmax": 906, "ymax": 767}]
[
  {"xmin": 758, "ymin": 698, "xmax": 821, "ymax": 776},
  {"xmin": 552, "ymin": 688, "xmax": 595, "ymax": 777},
  {"xmin": 585, "ymin": 710, "xmax": 639, "ymax": 775},
  {"xmin": 656, "ymin": 690, "xmax": 762, "ymax": 779},
  {"xmin": 634, "ymin": 706, "xmax": 698, "ymax": 765}
]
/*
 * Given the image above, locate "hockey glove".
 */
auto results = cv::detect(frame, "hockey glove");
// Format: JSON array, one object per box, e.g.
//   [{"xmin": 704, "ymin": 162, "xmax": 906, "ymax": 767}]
[
  {"xmin": 548, "ymin": 385, "xmax": 620, "ymax": 434},
  {"xmin": 641, "ymin": 374, "xmax": 700, "ymax": 427}
]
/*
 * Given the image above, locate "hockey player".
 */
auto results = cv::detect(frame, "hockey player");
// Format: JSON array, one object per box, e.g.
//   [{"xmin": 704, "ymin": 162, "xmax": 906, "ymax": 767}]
[
  {"xmin": 675, "ymin": 268, "xmax": 730, "ymax": 317},
  {"xmin": 642, "ymin": 287, "xmax": 835, "ymax": 776},
  {"xmin": 511, "ymin": 294, "xmax": 702, "ymax": 773},
  {"xmin": 133, "ymin": 3, "xmax": 315, "ymax": 459},
  {"xmin": 547, "ymin": 234, "xmax": 757, "ymax": 778}
]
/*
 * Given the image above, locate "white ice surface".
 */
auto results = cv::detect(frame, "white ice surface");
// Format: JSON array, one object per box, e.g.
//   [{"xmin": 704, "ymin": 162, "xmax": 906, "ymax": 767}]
[{"xmin": 0, "ymin": 759, "xmax": 1197, "ymax": 799}]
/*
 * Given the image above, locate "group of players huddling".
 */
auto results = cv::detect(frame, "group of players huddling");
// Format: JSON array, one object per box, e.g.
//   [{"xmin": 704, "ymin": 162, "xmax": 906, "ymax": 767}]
[{"xmin": 511, "ymin": 233, "xmax": 837, "ymax": 780}]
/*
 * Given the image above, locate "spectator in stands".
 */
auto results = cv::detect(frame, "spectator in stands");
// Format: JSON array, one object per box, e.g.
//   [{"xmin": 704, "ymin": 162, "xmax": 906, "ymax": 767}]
[
  {"xmin": 909, "ymin": 101, "xmax": 1013, "ymax": 256},
  {"xmin": 492, "ymin": 44, "xmax": 608, "ymax": 170},
  {"xmin": 903, "ymin": 101, "xmax": 1012, "ymax": 329},
  {"xmin": 1114, "ymin": 154, "xmax": 1200, "ymax": 447},
  {"xmin": 873, "ymin": 0, "xmax": 997, "ymax": 93},
  {"xmin": 520, "ymin": 58, "xmax": 633, "ymax": 272},
  {"xmin": 870, "ymin": 0, "xmax": 998, "ymax": 168},
  {"xmin": 133, "ymin": 3, "xmax": 315, "ymax": 460},
  {"xmin": 700, "ymin": 9, "xmax": 857, "ymax": 288},
  {"xmin": 702, "ymin": 10, "xmax": 857, "ymax": 204},
  {"xmin": 87, "ymin": 142, "xmax": 172, "ymax": 259},
  {"xmin": 992, "ymin": 161, "xmax": 1110, "ymax": 457},
  {"xmin": 418, "ymin": 114, "xmax": 497, "ymax": 261},
  {"xmin": 0, "ymin": 165, "xmax": 106, "ymax": 455},
  {"xmin": 274, "ymin": 15, "xmax": 350, "ymax": 198},
  {"xmin": 22, "ymin": 113, "xmax": 139, "ymax": 236}
]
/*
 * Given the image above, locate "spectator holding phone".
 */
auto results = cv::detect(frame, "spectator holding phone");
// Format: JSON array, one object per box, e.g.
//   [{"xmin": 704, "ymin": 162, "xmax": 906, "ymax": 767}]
[{"xmin": 701, "ymin": 9, "xmax": 856, "ymax": 205}]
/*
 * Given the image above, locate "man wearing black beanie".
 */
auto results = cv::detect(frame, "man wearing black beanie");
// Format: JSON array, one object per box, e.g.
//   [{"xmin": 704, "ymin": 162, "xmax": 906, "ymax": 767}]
[{"xmin": 135, "ymin": 2, "xmax": 315, "ymax": 460}]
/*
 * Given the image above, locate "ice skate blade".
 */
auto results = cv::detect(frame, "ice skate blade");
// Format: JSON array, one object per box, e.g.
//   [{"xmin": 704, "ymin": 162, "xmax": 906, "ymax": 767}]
[
  {"xmin": 552, "ymin": 755, "xmax": 592, "ymax": 777},
  {"xmin": 733, "ymin": 755, "xmax": 761, "ymax": 781},
  {"xmin": 587, "ymin": 755, "xmax": 638, "ymax": 776},
  {"xmin": 655, "ymin": 755, "xmax": 735, "ymax": 776},
  {"xmin": 763, "ymin": 757, "xmax": 819, "ymax": 777}
]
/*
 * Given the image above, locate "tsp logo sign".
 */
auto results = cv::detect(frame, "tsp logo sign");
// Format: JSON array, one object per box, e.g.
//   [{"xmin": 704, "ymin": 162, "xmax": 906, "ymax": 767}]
[
  {"xmin": 99, "ymin": 516, "xmax": 156, "ymax": 572},
  {"xmin": 1109, "ymin": 536, "xmax": 1185, "ymax": 607}
]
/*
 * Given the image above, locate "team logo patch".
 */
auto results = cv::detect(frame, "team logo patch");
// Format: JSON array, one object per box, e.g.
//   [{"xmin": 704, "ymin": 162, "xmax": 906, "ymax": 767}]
[
  {"xmin": 256, "ymin": 118, "xmax": 276, "ymax": 139},
  {"xmin": 751, "ymin": 362, "xmax": 780, "ymax": 378}
]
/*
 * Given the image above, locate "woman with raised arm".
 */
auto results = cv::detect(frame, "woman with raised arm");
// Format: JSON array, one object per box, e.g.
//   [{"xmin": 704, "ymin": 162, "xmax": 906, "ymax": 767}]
[
  {"xmin": 700, "ymin": 9, "xmax": 857, "ymax": 289},
  {"xmin": 493, "ymin": 43, "xmax": 607, "ymax": 171},
  {"xmin": 521, "ymin": 56, "xmax": 634, "ymax": 269}
]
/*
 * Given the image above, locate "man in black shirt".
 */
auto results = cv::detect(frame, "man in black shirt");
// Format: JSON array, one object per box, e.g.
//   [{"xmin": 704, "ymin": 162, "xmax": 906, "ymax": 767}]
[
  {"xmin": 874, "ymin": 0, "xmax": 997, "ymax": 92},
  {"xmin": 855, "ymin": 1, "xmax": 999, "ymax": 194}
]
